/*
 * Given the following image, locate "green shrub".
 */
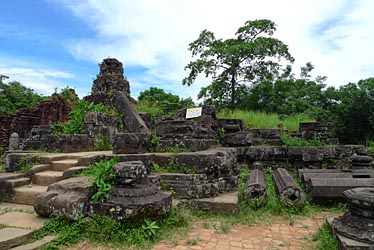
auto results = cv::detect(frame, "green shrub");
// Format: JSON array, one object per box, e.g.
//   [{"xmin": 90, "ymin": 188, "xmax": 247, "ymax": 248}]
[
  {"xmin": 54, "ymin": 100, "xmax": 116, "ymax": 135},
  {"xmin": 80, "ymin": 157, "xmax": 118, "ymax": 202},
  {"xmin": 281, "ymin": 133, "xmax": 328, "ymax": 147}
]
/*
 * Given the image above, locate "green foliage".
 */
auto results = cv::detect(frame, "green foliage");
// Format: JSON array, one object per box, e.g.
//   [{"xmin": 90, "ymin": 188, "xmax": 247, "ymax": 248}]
[
  {"xmin": 281, "ymin": 133, "xmax": 328, "ymax": 147},
  {"xmin": 183, "ymin": 19, "xmax": 294, "ymax": 109},
  {"xmin": 150, "ymin": 133, "xmax": 161, "ymax": 152},
  {"xmin": 54, "ymin": 100, "xmax": 115, "ymax": 135},
  {"xmin": 152, "ymin": 156, "xmax": 195, "ymax": 174},
  {"xmin": 58, "ymin": 87, "xmax": 79, "ymax": 105},
  {"xmin": 19, "ymin": 154, "xmax": 40, "ymax": 174},
  {"xmin": 33, "ymin": 204, "xmax": 191, "ymax": 249},
  {"xmin": 80, "ymin": 157, "xmax": 118, "ymax": 202},
  {"xmin": 332, "ymin": 78, "xmax": 374, "ymax": 145},
  {"xmin": 312, "ymin": 223, "xmax": 338, "ymax": 250},
  {"xmin": 95, "ymin": 133, "xmax": 113, "ymax": 151},
  {"xmin": 238, "ymin": 63, "xmax": 329, "ymax": 116},
  {"xmin": 136, "ymin": 87, "xmax": 194, "ymax": 119},
  {"xmin": 0, "ymin": 80, "xmax": 44, "ymax": 115},
  {"xmin": 217, "ymin": 109, "xmax": 314, "ymax": 131}
]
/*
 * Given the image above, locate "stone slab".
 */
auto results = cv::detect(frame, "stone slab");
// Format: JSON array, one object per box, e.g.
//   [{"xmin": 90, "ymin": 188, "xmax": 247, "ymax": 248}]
[
  {"xmin": 327, "ymin": 217, "xmax": 373, "ymax": 250},
  {"xmin": 0, "ymin": 203, "xmax": 34, "ymax": 213},
  {"xmin": 0, "ymin": 173, "xmax": 24, "ymax": 182},
  {"xmin": 0, "ymin": 211, "xmax": 44, "ymax": 229},
  {"xmin": 10, "ymin": 185, "xmax": 48, "ymax": 206},
  {"xmin": 32, "ymin": 171, "xmax": 64, "ymax": 186},
  {"xmin": 10, "ymin": 235, "xmax": 57, "ymax": 250},
  {"xmin": 0, "ymin": 228, "xmax": 34, "ymax": 250},
  {"xmin": 6, "ymin": 178, "xmax": 31, "ymax": 188},
  {"xmin": 51, "ymin": 159, "xmax": 78, "ymax": 171},
  {"xmin": 180, "ymin": 192, "xmax": 238, "ymax": 215}
]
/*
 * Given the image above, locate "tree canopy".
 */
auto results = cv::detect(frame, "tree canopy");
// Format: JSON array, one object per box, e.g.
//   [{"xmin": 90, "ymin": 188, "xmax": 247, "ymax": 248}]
[
  {"xmin": 137, "ymin": 87, "xmax": 194, "ymax": 117},
  {"xmin": 183, "ymin": 19, "xmax": 294, "ymax": 109}
]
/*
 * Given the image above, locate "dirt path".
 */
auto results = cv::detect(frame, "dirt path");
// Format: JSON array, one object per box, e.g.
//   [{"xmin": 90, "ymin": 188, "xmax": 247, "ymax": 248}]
[{"xmin": 152, "ymin": 211, "xmax": 339, "ymax": 250}]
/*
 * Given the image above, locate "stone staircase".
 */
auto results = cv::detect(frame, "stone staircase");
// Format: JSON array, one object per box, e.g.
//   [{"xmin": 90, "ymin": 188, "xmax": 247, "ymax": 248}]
[
  {"xmin": 0, "ymin": 151, "xmax": 111, "ymax": 249},
  {"xmin": 5, "ymin": 157, "xmax": 86, "ymax": 206}
]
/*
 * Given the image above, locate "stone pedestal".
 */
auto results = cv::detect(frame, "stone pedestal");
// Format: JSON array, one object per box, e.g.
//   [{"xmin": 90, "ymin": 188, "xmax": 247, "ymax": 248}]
[
  {"xmin": 90, "ymin": 161, "xmax": 172, "ymax": 222},
  {"xmin": 331, "ymin": 187, "xmax": 374, "ymax": 248}
]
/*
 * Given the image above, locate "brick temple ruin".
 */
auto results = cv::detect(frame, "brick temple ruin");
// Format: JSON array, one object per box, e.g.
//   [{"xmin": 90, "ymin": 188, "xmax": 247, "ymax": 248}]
[{"xmin": 1, "ymin": 58, "xmax": 373, "ymax": 249}]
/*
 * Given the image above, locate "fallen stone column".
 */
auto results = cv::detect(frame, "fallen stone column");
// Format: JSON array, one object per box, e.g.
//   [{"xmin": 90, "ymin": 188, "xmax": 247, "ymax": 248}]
[
  {"xmin": 243, "ymin": 169, "xmax": 267, "ymax": 204},
  {"xmin": 309, "ymin": 178, "xmax": 374, "ymax": 203},
  {"xmin": 300, "ymin": 172, "xmax": 374, "ymax": 190},
  {"xmin": 273, "ymin": 168, "xmax": 305, "ymax": 207}
]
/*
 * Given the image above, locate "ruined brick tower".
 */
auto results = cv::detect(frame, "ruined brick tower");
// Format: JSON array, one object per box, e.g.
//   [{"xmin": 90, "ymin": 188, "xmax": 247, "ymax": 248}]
[{"xmin": 84, "ymin": 58, "xmax": 130, "ymax": 106}]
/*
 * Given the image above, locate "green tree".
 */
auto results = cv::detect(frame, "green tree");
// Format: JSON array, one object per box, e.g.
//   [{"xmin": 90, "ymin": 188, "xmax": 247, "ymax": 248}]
[
  {"xmin": 137, "ymin": 87, "xmax": 194, "ymax": 116},
  {"xmin": 333, "ymin": 78, "xmax": 374, "ymax": 145},
  {"xmin": 238, "ymin": 62, "xmax": 329, "ymax": 117},
  {"xmin": 0, "ymin": 80, "xmax": 44, "ymax": 114},
  {"xmin": 183, "ymin": 19, "xmax": 294, "ymax": 109}
]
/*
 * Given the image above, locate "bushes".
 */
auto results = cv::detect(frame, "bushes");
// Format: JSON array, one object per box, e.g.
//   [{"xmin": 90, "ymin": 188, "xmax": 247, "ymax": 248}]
[{"xmin": 54, "ymin": 100, "xmax": 115, "ymax": 135}]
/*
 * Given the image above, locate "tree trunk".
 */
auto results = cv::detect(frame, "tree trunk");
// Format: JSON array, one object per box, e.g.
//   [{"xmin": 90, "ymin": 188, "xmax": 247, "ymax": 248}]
[{"xmin": 231, "ymin": 75, "xmax": 235, "ymax": 111}]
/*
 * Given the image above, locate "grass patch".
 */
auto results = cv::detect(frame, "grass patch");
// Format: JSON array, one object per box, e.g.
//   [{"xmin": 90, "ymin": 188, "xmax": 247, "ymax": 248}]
[
  {"xmin": 35, "ymin": 205, "xmax": 193, "ymax": 250},
  {"xmin": 217, "ymin": 109, "xmax": 314, "ymax": 131},
  {"xmin": 0, "ymin": 224, "xmax": 7, "ymax": 230},
  {"xmin": 312, "ymin": 223, "xmax": 339, "ymax": 250}
]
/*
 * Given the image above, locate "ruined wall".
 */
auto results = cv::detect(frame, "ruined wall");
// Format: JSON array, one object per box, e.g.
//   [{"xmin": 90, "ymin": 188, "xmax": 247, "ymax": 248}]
[{"xmin": 0, "ymin": 94, "xmax": 72, "ymax": 148}]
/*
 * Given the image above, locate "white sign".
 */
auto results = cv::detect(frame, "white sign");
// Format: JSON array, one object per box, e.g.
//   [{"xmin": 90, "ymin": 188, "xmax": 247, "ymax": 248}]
[{"xmin": 186, "ymin": 107, "xmax": 202, "ymax": 119}]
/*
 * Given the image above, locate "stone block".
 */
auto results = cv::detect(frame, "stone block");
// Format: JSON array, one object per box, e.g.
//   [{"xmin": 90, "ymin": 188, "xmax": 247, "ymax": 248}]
[
  {"xmin": 175, "ymin": 147, "xmax": 238, "ymax": 180},
  {"xmin": 34, "ymin": 176, "xmax": 94, "ymax": 220},
  {"xmin": 112, "ymin": 91, "xmax": 150, "ymax": 134},
  {"xmin": 113, "ymin": 133, "xmax": 151, "ymax": 154},
  {"xmin": 159, "ymin": 139, "xmax": 217, "ymax": 151}
]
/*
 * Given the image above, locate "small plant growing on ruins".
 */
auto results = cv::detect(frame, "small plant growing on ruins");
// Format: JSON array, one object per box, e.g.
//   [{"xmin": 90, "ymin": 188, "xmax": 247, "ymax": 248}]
[
  {"xmin": 151, "ymin": 156, "xmax": 195, "ymax": 174},
  {"xmin": 95, "ymin": 133, "xmax": 113, "ymax": 151},
  {"xmin": 219, "ymin": 128, "xmax": 225, "ymax": 138},
  {"xmin": 82, "ymin": 157, "xmax": 118, "ymax": 202},
  {"xmin": 141, "ymin": 219, "xmax": 160, "ymax": 237},
  {"xmin": 281, "ymin": 133, "xmax": 327, "ymax": 147},
  {"xmin": 19, "ymin": 154, "xmax": 40, "ymax": 174},
  {"xmin": 105, "ymin": 72, "xmax": 113, "ymax": 78},
  {"xmin": 312, "ymin": 223, "xmax": 338, "ymax": 249},
  {"xmin": 54, "ymin": 100, "xmax": 115, "ymax": 135},
  {"xmin": 150, "ymin": 133, "xmax": 161, "ymax": 152}
]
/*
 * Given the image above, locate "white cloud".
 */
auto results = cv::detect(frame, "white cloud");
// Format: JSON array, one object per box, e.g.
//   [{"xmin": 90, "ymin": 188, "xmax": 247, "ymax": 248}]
[
  {"xmin": 0, "ymin": 65, "xmax": 76, "ymax": 96},
  {"xmin": 60, "ymin": 0, "xmax": 374, "ymax": 100}
]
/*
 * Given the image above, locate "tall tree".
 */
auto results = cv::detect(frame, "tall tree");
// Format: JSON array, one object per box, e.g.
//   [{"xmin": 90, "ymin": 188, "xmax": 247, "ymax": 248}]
[{"xmin": 183, "ymin": 19, "xmax": 294, "ymax": 109}]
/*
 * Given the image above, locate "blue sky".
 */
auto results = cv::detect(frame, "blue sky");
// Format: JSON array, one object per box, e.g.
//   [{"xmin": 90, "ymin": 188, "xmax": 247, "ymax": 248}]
[{"xmin": 1, "ymin": 0, "xmax": 373, "ymax": 101}]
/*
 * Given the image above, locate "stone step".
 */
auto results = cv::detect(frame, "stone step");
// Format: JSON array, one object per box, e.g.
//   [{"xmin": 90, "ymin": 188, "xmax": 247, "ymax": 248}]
[
  {"xmin": 40, "ymin": 154, "xmax": 79, "ymax": 164},
  {"xmin": 0, "ymin": 173, "xmax": 24, "ymax": 182},
  {"xmin": 25, "ymin": 164, "xmax": 51, "ymax": 176},
  {"xmin": 0, "ymin": 211, "xmax": 44, "ymax": 230},
  {"xmin": 10, "ymin": 235, "xmax": 57, "ymax": 250},
  {"xmin": 51, "ymin": 160, "xmax": 78, "ymax": 171},
  {"xmin": 63, "ymin": 166, "xmax": 89, "ymax": 178},
  {"xmin": 6, "ymin": 178, "xmax": 31, "ymax": 188},
  {"xmin": 0, "ymin": 227, "xmax": 34, "ymax": 250},
  {"xmin": 32, "ymin": 171, "xmax": 64, "ymax": 186},
  {"xmin": 8, "ymin": 185, "xmax": 48, "ymax": 206},
  {"xmin": 179, "ymin": 192, "xmax": 239, "ymax": 215}
]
